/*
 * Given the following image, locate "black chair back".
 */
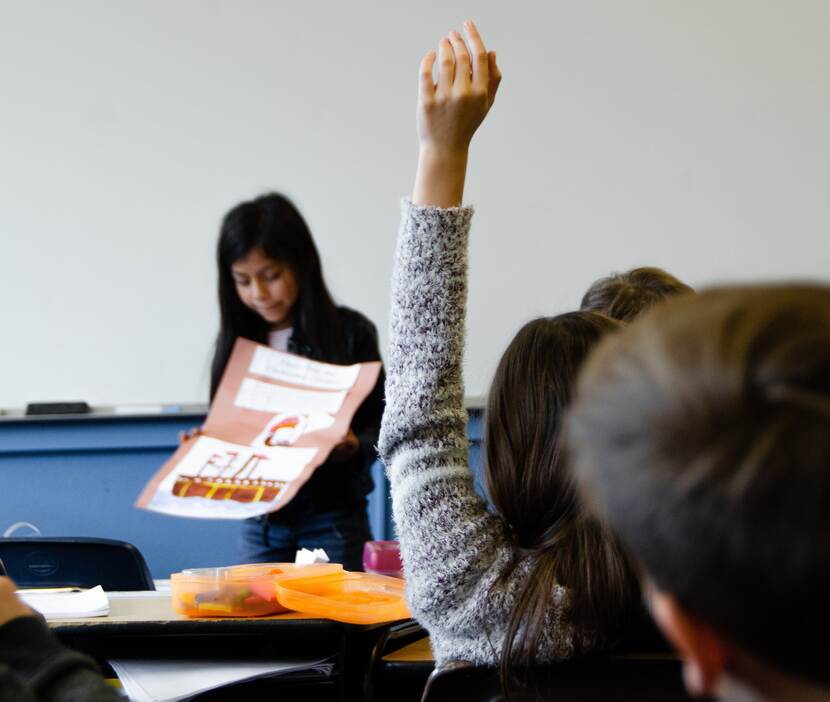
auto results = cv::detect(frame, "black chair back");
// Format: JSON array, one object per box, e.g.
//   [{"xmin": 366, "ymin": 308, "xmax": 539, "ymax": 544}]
[
  {"xmin": 421, "ymin": 655, "xmax": 714, "ymax": 702},
  {"xmin": 0, "ymin": 537, "xmax": 155, "ymax": 591},
  {"xmin": 420, "ymin": 611, "xmax": 704, "ymax": 702},
  {"xmin": 365, "ymin": 619, "xmax": 431, "ymax": 702}
]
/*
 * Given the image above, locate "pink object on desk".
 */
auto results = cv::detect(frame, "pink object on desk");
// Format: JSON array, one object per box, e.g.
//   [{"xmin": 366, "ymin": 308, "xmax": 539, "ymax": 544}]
[{"xmin": 362, "ymin": 540, "xmax": 403, "ymax": 578}]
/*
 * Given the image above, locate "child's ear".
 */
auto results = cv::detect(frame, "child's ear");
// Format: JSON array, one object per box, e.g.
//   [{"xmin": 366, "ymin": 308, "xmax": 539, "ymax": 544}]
[{"xmin": 649, "ymin": 589, "xmax": 729, "ymax": 697}]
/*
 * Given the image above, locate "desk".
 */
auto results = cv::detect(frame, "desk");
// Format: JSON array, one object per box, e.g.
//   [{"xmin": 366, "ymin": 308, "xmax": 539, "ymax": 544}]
[
  {"xmin": 50, "ymin": 594, "xmax": 405, "ymax": 701},
  {"xmin": 382, "ymin": 635, "xmax": 433, "ymax": 663},
  {"xmin": 50, "ymin": 592, "xmax": 334, "ymax": 630},
  {"xmin": 373, "ymin": 634, "xmax": 434, "ymax": 702}
]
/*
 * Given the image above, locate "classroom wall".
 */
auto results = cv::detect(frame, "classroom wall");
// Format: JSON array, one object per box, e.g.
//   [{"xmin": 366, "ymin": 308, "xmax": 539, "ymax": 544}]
[{"xmin": 1, "ymin": 0, "xmax": 828, "ymax": 409}]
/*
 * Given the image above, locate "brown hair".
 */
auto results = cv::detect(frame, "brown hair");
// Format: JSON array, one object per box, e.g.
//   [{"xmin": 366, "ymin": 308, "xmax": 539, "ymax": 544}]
[
  {"xmin": 486, "ymin": 312, "xmax": 640, "ymax": 686},
  {"xmin": 580, "ymin": 266, "xmax": 692, "ymax": 322},
  {"xmin": 567, "ymin": 284, "xmax": 830, "ymax": 685}
]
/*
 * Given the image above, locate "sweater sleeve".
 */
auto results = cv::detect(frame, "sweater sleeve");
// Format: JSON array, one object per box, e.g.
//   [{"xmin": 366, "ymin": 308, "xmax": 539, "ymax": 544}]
[
  {"xmin": 379, "ymin": 200, "xmax": 545, "ymax": 666},
  {"xmin": 0, "ymin": 615, "xmax": 123, "ymax": 702}
]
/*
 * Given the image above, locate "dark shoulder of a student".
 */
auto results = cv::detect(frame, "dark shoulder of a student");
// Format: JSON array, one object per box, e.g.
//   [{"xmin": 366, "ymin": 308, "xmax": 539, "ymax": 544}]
[{"xmin": 0, "ymin": 616, "xmax": 122, "ymax": 702}]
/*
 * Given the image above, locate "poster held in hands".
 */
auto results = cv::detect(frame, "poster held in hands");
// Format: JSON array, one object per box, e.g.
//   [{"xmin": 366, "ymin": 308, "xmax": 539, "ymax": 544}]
[{"xmin": 136, "ymin": 338, "xmax": 381, "ymax": 520}]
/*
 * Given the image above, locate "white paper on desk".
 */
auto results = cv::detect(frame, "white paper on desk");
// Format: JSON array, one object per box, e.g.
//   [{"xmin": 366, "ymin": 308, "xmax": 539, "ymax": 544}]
[
  {"xmin": 17, "ymin": 585, "xmax": 109, "ymax": 619},
  {"xmin": 108, "ymin": 657, "xmax": 335, "ymax": 702},
  {"xmin": 295, "ymin": 547, "xmax": 330, "ymax": 565}
]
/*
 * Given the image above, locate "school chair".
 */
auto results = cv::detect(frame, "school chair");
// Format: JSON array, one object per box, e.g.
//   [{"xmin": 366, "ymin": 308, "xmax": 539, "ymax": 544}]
[
  {"xmin": 418, "ymin": 608, "xmax": 716, "ymax": 702},
  {"xmin": 0, "ymin": 537, "xmax": 155, "ymax": 590},
  {"xmin": 420, "ymin": 654, "xmax": 714, "ymax": 702},
  {"xmin": 364, "ymin": 619, "xmax": 432, "ymax": 702}
]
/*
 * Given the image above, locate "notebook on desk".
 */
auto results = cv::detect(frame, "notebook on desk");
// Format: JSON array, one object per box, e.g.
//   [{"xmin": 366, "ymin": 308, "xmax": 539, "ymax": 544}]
[
  {"xmin": 17, "ymin": 586, "xmax": 110, "ymax": 618},
  {"xmin": 107, "ymin": 656, "xmax": 335, "ymax": 702}
]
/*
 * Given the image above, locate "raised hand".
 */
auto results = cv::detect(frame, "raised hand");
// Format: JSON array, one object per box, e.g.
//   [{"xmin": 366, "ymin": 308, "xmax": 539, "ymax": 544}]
[
  {"xmin": 413, "ymin": 21, "xmax": 502, "ymax": 207},
  {"xmin": 417, "ymin": 21, "xmax": 501, "ymax": 154}
]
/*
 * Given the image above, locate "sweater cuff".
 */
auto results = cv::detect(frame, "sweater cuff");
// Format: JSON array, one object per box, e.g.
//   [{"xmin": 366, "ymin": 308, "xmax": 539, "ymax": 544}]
[
  {"xmin": 400, "ymin": 197, "xmax": 474, "ymax": 217},
  {"xmin": 396, "ymin": 198, "xmax": 473, "ymax": 266}
]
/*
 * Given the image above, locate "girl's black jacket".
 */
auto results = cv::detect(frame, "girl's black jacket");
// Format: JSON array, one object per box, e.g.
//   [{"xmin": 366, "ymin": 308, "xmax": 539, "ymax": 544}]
[{"xmin": 282, "ymin": 306, "xmax": 385, "ymax": 513}]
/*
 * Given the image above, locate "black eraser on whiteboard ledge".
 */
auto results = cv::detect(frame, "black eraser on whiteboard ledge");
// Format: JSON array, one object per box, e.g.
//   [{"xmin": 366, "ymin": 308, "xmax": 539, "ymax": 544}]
[{"xmin": 25, "ymin": 401, "xmax": 92, "ymax": 415}]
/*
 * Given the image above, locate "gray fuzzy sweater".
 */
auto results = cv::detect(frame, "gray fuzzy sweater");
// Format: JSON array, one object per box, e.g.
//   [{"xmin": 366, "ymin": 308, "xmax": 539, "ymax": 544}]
[{"xmin": 379, "ymin": 200, "xmax": 576, "ymax": 667}]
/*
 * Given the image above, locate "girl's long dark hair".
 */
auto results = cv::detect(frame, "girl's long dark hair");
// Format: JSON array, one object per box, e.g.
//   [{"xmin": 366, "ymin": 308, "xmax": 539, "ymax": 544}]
[
  {"xmin": 485, "ymin": 312, "xmax": 640, "ymax": 691},
  {"xmin": 210, "ymin": 193, "xmax": 344, "ymax": 399}
]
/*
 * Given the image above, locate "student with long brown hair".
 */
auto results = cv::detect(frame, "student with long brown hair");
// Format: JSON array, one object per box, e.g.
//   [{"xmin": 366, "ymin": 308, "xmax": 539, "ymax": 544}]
[{"xmin": 378, "ymin": 21, "xmax": 639, "ymax": 680}]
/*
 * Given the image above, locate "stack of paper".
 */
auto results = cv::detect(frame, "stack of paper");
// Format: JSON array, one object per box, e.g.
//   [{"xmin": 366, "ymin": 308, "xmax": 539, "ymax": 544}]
[
  {"xmin": 17, "ymin": 585, "xmax": 109, "ymax": 619},
  {"xmin": 107, "ymin": 657, "xmax": 334, "ymax": 702}
]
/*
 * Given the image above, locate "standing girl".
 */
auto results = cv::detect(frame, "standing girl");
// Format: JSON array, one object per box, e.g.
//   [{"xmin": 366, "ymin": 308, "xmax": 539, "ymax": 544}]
[
  {"xmin": 378, "ymin": 22, "xmax": 640, "ymax": 683},
  {"xmin": 212, "ymin": 193, "xmax": 383, "ymax": 571}
]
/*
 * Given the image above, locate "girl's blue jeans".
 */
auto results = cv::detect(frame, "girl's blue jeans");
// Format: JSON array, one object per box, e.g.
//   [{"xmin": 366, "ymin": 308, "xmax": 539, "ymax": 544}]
[{"xmin": 239, "ymin": 497, "xmax": 371, "ymax": 572}]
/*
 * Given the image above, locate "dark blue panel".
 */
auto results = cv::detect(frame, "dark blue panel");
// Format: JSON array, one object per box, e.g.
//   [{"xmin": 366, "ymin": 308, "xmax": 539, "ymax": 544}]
[
  {"xmin": 0, "ymin": 448, "xmax": 241, "ymax": 578},
  {"xmin": 0, "ymin": 415, "xmax": 205, "ymax": 454},
  {"xmin": 467, "ymin": 409, "xmax": 484, "ymax": 441},
  {"xmin": 467, "ymin": 409, "xmax": 488, "ymax": 501},
  {"xmin": 0, "ymin": 411, "xmax": 483, "ymax": 577}
]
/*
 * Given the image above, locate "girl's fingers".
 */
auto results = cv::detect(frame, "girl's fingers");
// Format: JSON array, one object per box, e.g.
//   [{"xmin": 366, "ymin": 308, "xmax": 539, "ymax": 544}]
[
  {"xmin": 447, "ymin": 30, "xmax": 471, "ymax": 90},
  {"xmin": 419, "ymin": 50, "xmax": 436, "ymax": 103},
  {"xmin": 436, "ymin": 37, "xmax": 454, "ymax": 96},
  {"xmin": 487, "ymin": 51, "xmax": 502, "ymax": 105},
  {"xmin": 463, "ymin": 20, "xmax": 489, "ymax": 93}
]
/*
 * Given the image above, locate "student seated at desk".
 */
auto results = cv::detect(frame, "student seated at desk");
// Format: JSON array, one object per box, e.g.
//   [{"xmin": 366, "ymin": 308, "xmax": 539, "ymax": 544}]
[
  {"xmin": 568, "ymin": 285, "xmax": 830, "ymax": 701},
  {"xmin": 379, "ymin": 19, "xmax": 640, "ymax": 691},
  {"xmin": 0, "ymin": 577, "xmax": 121, "ymax": 702}
]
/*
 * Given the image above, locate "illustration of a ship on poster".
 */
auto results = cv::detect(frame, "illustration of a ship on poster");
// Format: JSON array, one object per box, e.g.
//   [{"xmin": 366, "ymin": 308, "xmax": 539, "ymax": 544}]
[{"xmin": 173, "ymin": 449, "xmax": 284, "ymax": 503}]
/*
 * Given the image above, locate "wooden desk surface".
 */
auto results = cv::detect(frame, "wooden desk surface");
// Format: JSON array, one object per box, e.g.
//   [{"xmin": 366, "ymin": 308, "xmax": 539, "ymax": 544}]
[
  {"xmin": 49, "ymin": 593, "xmax": 319, "ymax": 626},
  {"xmin": 382, "ymin": 636, "xmax": 434, "ymax": 663},
  {"xmin": 49, "ymin": 593, "xmax": 339, "ymax": 638}
]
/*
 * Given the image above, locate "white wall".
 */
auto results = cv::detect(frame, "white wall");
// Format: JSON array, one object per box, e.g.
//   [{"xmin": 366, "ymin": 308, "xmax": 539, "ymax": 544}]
[{"xmin": 1, "ymin": 0, "xmax": 828, "ymax": 408}]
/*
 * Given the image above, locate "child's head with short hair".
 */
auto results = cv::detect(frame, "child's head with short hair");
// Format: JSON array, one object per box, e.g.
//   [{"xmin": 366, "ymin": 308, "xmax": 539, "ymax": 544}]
[
  {"xmin": 567, "ymin": 284, "xmax": 830, "ymax": 700},
  {"xmin": 580, "ymin": 267, "xmax": 692, "ymax": 322}
]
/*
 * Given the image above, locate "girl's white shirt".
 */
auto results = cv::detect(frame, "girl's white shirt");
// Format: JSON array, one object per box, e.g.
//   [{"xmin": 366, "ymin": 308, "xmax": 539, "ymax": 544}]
[{"xmin": 268, "ymin": 327, "xmax": 292, "ymax": 353}]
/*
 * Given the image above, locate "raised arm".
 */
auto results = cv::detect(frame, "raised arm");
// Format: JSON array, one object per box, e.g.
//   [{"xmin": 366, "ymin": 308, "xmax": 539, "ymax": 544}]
[{"xmin": 379, "ymin": 23, "xmax": 516, "ymax": 666}]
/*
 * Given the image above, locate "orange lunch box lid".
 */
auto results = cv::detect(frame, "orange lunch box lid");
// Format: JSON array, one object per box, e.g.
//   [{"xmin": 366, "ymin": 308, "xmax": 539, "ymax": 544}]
[
  {"xmin": 172, "ymin": 563, "xmax": 342, "ymax": 584},
  {"xmin": 274, "ymin": 571, "xmax": 411, "ymax": 625},
  {"xmin": 226, "ymin": 562, "xmax": 343, "ymax": 580}
]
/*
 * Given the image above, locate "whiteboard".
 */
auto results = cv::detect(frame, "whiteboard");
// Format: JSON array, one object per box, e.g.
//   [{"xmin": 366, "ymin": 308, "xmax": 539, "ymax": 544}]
[{"xmin": 1, "ymin": 0, "xmax": 828, "ymax": 409}]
